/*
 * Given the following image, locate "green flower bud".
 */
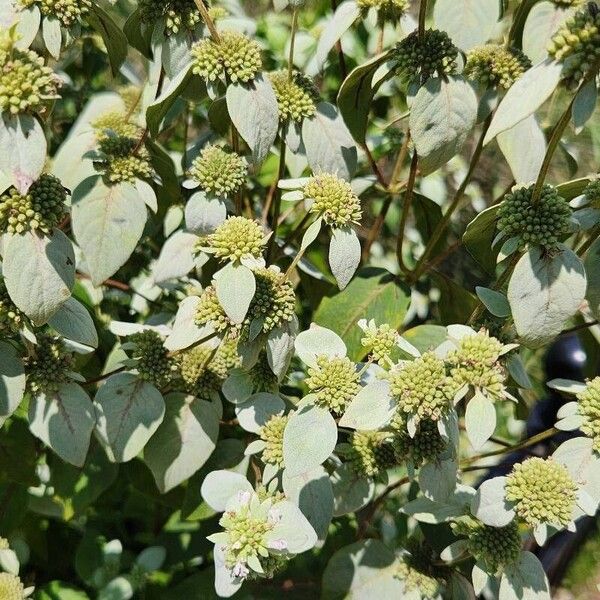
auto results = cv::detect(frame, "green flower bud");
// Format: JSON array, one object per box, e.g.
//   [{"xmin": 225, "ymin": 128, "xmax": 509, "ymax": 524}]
[
  {"xmin": 394, "ymin": 29, "xmax": 458, "ymax": 83},
  {"xmin": 0, "ymin": 44, "xmax": 61, "ymax": 115},
  {"xmin": 202, "ymin": 216, "xmax": 266, "ymax": 263},
  {"xmin": 505, "ymin": 457, "xmax": 578, "ymax": 528},
  {"xmin": 392, "ymin": 417, "xmax": 448, "ymax": 466},
  {"xmin": 127, "ymin": 330, "xmax": 177, "ymax": 389},
  {"xmin": 360, "ymin": 321, "xmax": 398, "ymax": 362},
  {"xmin": 583, "ymin": 177, "xmax": 600, "ymax": 208},
  {"xmin": 259, "ymin": 413, "xmax": 289, "ymax": 467},
  {"xmin": 19, "ymin": 0, "xmax": 92, "ymax": 27},
  {"xmin": 26, "ymin": 334, "xmax": 72, "ymax": 395},
  {"xmin": 344, "ymin": 430, "xmax": 398, "ymax": 477},
  {"xmin": 0, "ymin": 280, "xmax": 25, "ymax": 335},
  {"xmin": 249, "ymin": 352, "xmax": 279, "ymax": 392},
  {"xmin": 306, "ymin": 355, "xmax": 360, "ymax": 413},
  {"xmin": 548, "ymin": 5, "xmax": 600, "ymax": 88},
  {"xmin": 191, "ymin": 31, "xmax": 262, "ymax": 84},
  {"xmin": 394, "ymin": 554, "xmax": 444, "ymax": 600},
  {"xmin": 188, "ymin": 145, "xmax": 247, "ymax": 196},
  {"xmin": 244, "ymin": 554, "xmax": 288, "ymax": 581},
  {"xmin": 464, "ymin": 44, "xmax": 531, "ymax": 89},
  {"xmin": 97, "ymin": 135, "xmax": 153, "ymax": 184},
  {"xmin": 139, "ymin": 0, "xmax": 201, "ymax": 35},
  {"xmin": 388, "ymin": 352, "xmax": 456, "ymax": 423},
  {"xmin": 576, "ymin": 377, "xmax": 600, "ymax": 451},
  {"xmin": 268, "ymin": 70, "xmax": 319, "ymax": 123},
  {"xmin": 0, "ymin": 174, "xmax": 67, "ymax": 235},
  {"xmin": 304, "ymin": 173, "xmax": 362, "ymax": 227},
  {"xmin": 0, "ymin": 573, "xmax": 26, "ymax": 600},
  {"xmin": 92, "ymin": 111, "xmax": 140, "ymax": 142},
  {"xmin": 497, "ymin": 183, "xmax": 572, "ymax": 250},
  {"xmin": 208, "ymin": 6, "xmax": 229, "ymax": 21},
  {"xmin": 194, "ymin": 285, "xmax": 235, "ymax": 334},
  {"xmin": 357, "ymin": 0, "xmax": 410, "ymax": 25},
  {"xmin": 452, "ymin": 516, "xmax": 521, "ymax": 573}
]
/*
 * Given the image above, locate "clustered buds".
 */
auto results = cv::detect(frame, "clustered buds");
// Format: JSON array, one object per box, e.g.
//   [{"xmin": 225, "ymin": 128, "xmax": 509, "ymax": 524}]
[
  {"xmin": 201, "ymin": 216, "xmax": 266, "ymax": 263},
  {"xmin": 356, "ymin": 0, "xmax": 410, "ymax": 25},
  {"xmin": 188, "ymin": 145, "xmax": 247, "ymax": 196},
  {"xmin": 259, "ymin": 413, "xmax": 289, "ymax": 467},
  {"xmin": 463, "ymin": 44, "xmax": 531, "ymax": 89},
  {"xmin": 343, "ymin": 430, "xmax": 397, "ymax": 477},
  {"xmin": 306, "ymin": 355, "xmax": 360, "ymax": 413},
  {"xmin": 269, "ymin": 70, "xmax": 319, "ymax": 123},
  {"xmin": 0, "ymin": 279, "xmax": 24, "ymax": 334},
  {"xmin": 19, "ymin": 0, "xmax": 92, "ymax": 27},
  {"xmin": 497, "ymin": 183, "xmax": 572, "ymax": 249},
  {"xmin": 0, "ymin": 42, "xmax": 61, "ymax": 115},
  {"xmin": 388, "ymin": 352, "xmax": 455, "ymax": 423},
  {"xmin": 249, "ymin": 353, "xmax": 278, "ymax": 392},
  {"xmin": 191, "ymin": 31, "xmax": 262, "ymax": 84},
  {"xmin": 505, "ymin": 457, "xmax": 578, "ymax": 527},
  {"xmin": 303, "ymin": 173, "xmax": 362, "ymax": 227},
  {"xmin": 583, "ymin": 177, "xmax": 600, "ymax": 208},
  {"xmin": 92, "ymin": 111, "xmax": 140, "ymax": 141},
  {"xmin": 0, "ymin": 573, "xmax": 26, "ymax": 600},
  {"xmin": 97, "ymin": 135, "xmax": 153, "ymax": 184},
  {"xmin": 576, "ymin": 377, "xmax": 600, "ymax": 451},
  {"xmin": 392, "ymin": 417, "xmax": 448, "ymax": 466},
  {"xmin": 360, "ymin": 321, "xmax": 398, "ymax": 362},
  {"xmin": 452, "ymin": 517, "xmax": 521, "ymax": 573},
  {"xmin": 393, "ymin": 29, "xmax": 458, "ymax": 82},
  {"xmin": 195, "ymin": 285, "xmax": 235, "ymax": 334},
  {"xmin": 126, "ymin": 330, "xmax": 176, "ymax": 389},
  {"xmin": 394, "ymin": 553, "xmax": 444, "ymax": 599},
  {"xmin": 548, "ymin": 4, "xmax": 600, "ymax": 88},
  {"xmin": 25, "ymin": 335, "xmax": 72, "ymax": 395},
  {"xmin": 0, "ymin": 174, "xmax": 67, "ymax": 235},
  {"xmin": 139, "ymin": 0, "xmax": 201, "ymax": 35}
]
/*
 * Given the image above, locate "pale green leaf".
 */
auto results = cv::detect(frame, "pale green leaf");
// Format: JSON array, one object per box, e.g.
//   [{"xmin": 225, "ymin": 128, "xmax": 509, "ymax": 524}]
[
  {"xmin": 184, "ymin": 191, "xmax": 227, "ymax": 235},
  {"xmin": 475, "ymin": 286, "xmax": 511, "ymax": 318},
  {"xmin": 331, "ymin": 463, "xmax": 374, "ymax": 516},
  {"xmin": 14, "ymin": 6, "xmax": 40, "ymax": 48},
  {"xmin": 214, "ymin": 262, "xmax": 255, "ymax": 324},
  {"xmin": 294, "ymin": 324, "xmax": 346, "ymax": 367},
  {"xmin": 584, "ymin": 237, "xmax": 600, "ymax": 321},
  {"xmin": 465, "ymin": 392, "xmax": 496, "ymax": 450},
  {"xmin": 42, "ymin": 16, "xmax": 61, "ymax": 59},
  {"xmin": 152, "ymin": 230, "xmax": 198, "ymax": 284},
  {"xmin": 234, "ymin": 393, "xmax": 285, "ymax": 434},
  {"xmin": 523, "ymin": 2, "xmax": 571, "ymax": 64},
  {"xmin": 572, "ymin": 78, "xmax": 597, "ymax": 134},
  {"xmin": 201, "ymin": 469, "xmax": 253, "ymax": 512},
  {"xmin": 48, "ymin": 297, "xmax": 98, "ymax": 348},
  {"xmin": 339, "ymin": 380, "xmax": 395, "ymax": 430},
  {"xmin": 0, "ymin": 341, "xmax": 26, "ymax": 426},
  {"xmin": 419, "ymin": 459, "xmax": 458, "ymax": 502},
  {"xmin": 499, "ymin": 552, "xmax": 550, "ymax": 600},
  {"xmin": 329, "ymin": 227, "xmax": 360, "ymax": 290},
  {"xmin": 471, "ymin": 476, "xmax": 515, "ymax": 527}
]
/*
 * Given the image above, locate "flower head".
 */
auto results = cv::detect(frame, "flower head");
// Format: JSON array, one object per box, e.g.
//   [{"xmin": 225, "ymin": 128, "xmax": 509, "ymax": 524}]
[
  {"xmin": 359, "ymin": 320, "xmax": 399, "ymax": 363},
  {"xmin": 201, "ymin": 216, "xmax": 266, "ymax": 263},
  {"xmin": 92, "ymin": 111, "xmax": 140, "ymax": 141},
  {"xmin": 464, "ymin": 44, "xmax": 531, "ymax": 89},
  {"xmin": 139, "ymin": 0, "xmax": 201, "ymax": 35},
  {"xmin": 19, "ymin": 0, "xmax": 91, "ymax": 27},
  {"xmin": 192, "ymin": 31, "xmax": 262, "ymax": 84},
  {"xmin": 505, "ymin": 457, "xmax": 578, "ymax": 528},
  {"xmin": 188, "ymin": 145, "xmax": 247, "ymax": 196},
  {"xmin": 96, "ymin": 135, "xmax": 153, "ymax": 184},
  {"xmin": 304, "ymin": 173, "xmax": 362, "ymax": 227},
  {"xmin": 126, "ymin": 330, "xmax": 177, "ymax": 389},
  {"xmin": 25, "ymin": 334, "xmax": 72, "ymax": 395},
  {"xmin": 259, "ymin": 413, "xmax": 289, "ymax": 467},
  {"xmin": 576, "ymin": 377, "xmax": 600, "ymax": 451},
  {"xmin": 0, "ymin": 573, "xmax": 26, "ymax": 600},
  {"xmin": 392, "ymin": 417, "xmax": 448, "ymax": 466},
  {"xmin": 269, "ymin": 71, "xmax": 319, "ymax": 122},
  {"xmin": 194, "ymin": 285, "xmax": 235, "ymax": 334},
  {"xmin": 357, "ymin": 0, "xmax": 410, "ymax": 25},
  {"xmin": 582, "ymin": 177, "xmax": 600, "ymax": 209},
  {"xmin": 394, "ymin": 553, "xmax": 444, "ymax": 600},
  {"xmin": 343, "ymin": 430, "xmax": 398, "ymax": 477},
  {"xmin": 306, "ymin": 355, "xmax": 360, "ymax": 413}
]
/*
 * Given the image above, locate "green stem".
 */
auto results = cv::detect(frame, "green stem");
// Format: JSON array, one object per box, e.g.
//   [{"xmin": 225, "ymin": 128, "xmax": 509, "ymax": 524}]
[
  {"xmin": 193, "ymin": 0, "xmax": 220, "ymax": 42},
  {"xmin": 418, "ymin": 0, "xmax": 428, "ymax": 37},
  {"xmin": 288, "ymin": 8, "xmax": 299, "ymax": 79},
  {"xmin": 267, "ymin": 136, "xmax": 288, "ymax": 262},
  {"xmin": 396, "ymin": 152, "xmax": 419, "ymax": 273}
]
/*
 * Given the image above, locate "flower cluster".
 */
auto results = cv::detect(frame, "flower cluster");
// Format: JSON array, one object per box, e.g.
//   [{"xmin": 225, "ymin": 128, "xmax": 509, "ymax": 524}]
[
  {"xmin": 496, "ymin": 183, "xmax": 572, "ymax": 250},
  {"xmin": 0, "ymin": 573, "xmax": 27, "ymax": 600},
  {"xmin": 19, "ymin": 0, "xmax": 91, "ymax": 27},
  {"xmin": 452, "ymin": 517, "xmax": 521, "ymax": 573},
  {"xmin": 394, "ymin": 553, "xmax": 444, "ymax": 600},
  {"xmin": 258, "ymin": 414, "xmax": 289, "ymax": 468},
  {"xmin": 126, "ymin": 330, "xmax": 177, "ymax": 389},
  {"xmin": 0, "ymin": 174, "xmax": 67, "ymax": 235},
  {"xmin": 195, "ymin": 286, "xmax": 235, "ymax": 334},
  {"xmin": 139, "ymin": 0, "xmax": 201, "ymax": 35},
  {"xmin": 576, "ymin": 377, "xmax": 600, "ymax": 451},
  {"xmin": 200, "ymin": 217, "xmax": 266, "ymax": 263},
  {"xmin": 392, "ymin": 417, "xmax": 448, "ymax": 466},
  {"xmin": 583, "ymin": 177, "xmax": 600, "ymax": 208},
  {"xmin": 0, "ymin": 43, "xmax": 61, "ymax": 115},
  {"xmin": 357, "ymin": 0, "xmax": 410, "ymax": 25},
  {"xmin": 92, "ymin": 111, "xmax": 140, "ymax": 141},
  {"xmin": 248, "ymin": 353, "xmax": 279, "ymax": 392},
  {"xmin": 25, "ymin": 335, "xmax": 72, "ymax": 395},
  {"xmin": 548, "ymin": 4, "xmax": 600, "ymax": 88},
  {"xmin": 0, "ymin": 280, "xmax": 24, "ymax": 335},
  {"xmin": 359, "ymin": 320, "xmax": 399, "ymax": 362},
  {"xmin": 269, "ymin": 71, "xmax": 319, "ymax": 123},
  {"xmin": 393, "ymin": 29, "xmax": 458, "ymax": 82},
  {"xmin": 303, "ymin": 173, "xmax": 362, "ymax": 227},
  {"xmin": 505, "ymin": 457, "xmax": 578, "ymax": 528},
  {"xmin": 306, "ymin": 355, "xmax": 360, "ymax": 413},
  {"xmin": 342, "ymin": 430, "xmax": 397, "ymax": 477},
  {"xmin": 464, "ymin": 44, "xmax": 531, "ymax": 89},
  {"xmin": 96, "ymin": 135, "xmax": 153, "ymax": 184},
  {"xmin": 192, "ymin": 31, "xmax": 262, "ymax": 84},
  {"xmin": 188, "ymin": 145, "xmax": 247, "ymax": 196}
]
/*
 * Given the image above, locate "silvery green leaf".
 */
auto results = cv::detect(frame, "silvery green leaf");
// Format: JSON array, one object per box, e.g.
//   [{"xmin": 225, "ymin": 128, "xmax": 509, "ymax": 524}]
[
  {"xmin": 201, "ymin": 469, "xmax": 253, "ymax": 512},
  {"xmin": 331, "ymin": 463, "xmax": 375, "ymax": 516},
  {"xmin": 409, "ymin": 76, "xmax": 478, "ymax": 175},
  {"xmin": 94, "ymin": 373, "xmax": 165, "ymax": 463},
  {"xmin": 48, "ymin": 297, "xmax": 98, "ymax": 348},
  {"xmin": 278, "ymin": 177, "xmax": 311, "ymax": 190},
  {"xmin": 553, "ymin": 436, "xmax": 596, "ymax": 481},
  {"xmin": 282, "ymin": 466, "xmax": 334, "ymax": 541},
  {"xmin": 547, "ymin": 378, "xmax": 586, "ymax": 394},
  {"xmin": 28, "ymin": 382, "xmax": 95, "ymax": 467},
  {"xmin": 577, "ymin": 488, "xmax": 598, "ymax": 516},
  {"xmin": 226, "ymin": 74, "xmax": 279, "ymax": 164},
  {"xmin": 523, "ymin": 2, "xmax": 571, "ymax": 64},
  {"xmin": 497, "ymin": 115, "xmax": 546, "ymax": 184},
  {"xmin": 0, "ymin": 341, "xmax": 26, "ymax": 427},
  {"xmin": 472, "ymin": 561, "xmax": 490, "ymax": 596},
  {"xmin": 506, "ymin": 354, "xmax": 532, "ymax": 389},
  {"xmin": 321, "ymin": 539, "xmax": 405, "ymax": 599},
  {"xmin": 585, "ymin": 237, "xmax": 600, "ymax": 321},
  {"xmin": 572, "ymin": 78, "xmax": 597, "ymax": 134},
  {"xmin": 557, "ymin": 401, "xmax": 580, "ymax": 419},
  {"xmin": 214, "ymin": 545, "xmax": 243, "ymax": 598},
  {"xmin": 245, "ymin": 439, "xmax": 266, "ymax": 455},
  {"xmin": 72, "ymin": 177, "xmax": 147, "ymax": 286},
  {"xmin": 42, "ymin": 16, "xmax": 61, "ymax": 59},
  {"xmin": 284, "ymin": 121, "xmax": 303, "ymax": 153},
  {"xmin": 14, "ymin": 6, "xmax": 40, "ymax": 49},
  {"xmin": 302, "ymin": 102, "xmax": 357, "ymax": 181},
  {"xmin": 484, "ymin": 59, "xmax": 563, "ymax": 144},
  {"xmin": 556, "ymin": 413, "xmax": 584, "ymax": 431},
  {"xmin": 499, "ymin": 551, "xmax": 550, "ymax": 600},
  {"xmin": 450, "ymin": 572, "xmax": 477, "ymax": 600},
  {"xmin": 4, "ymin": 229, "xmax": 75, "ymax": 325},
  {"xmin": 234, "ymin": 392, "xmax": 285, "ymax": 434},
  {"xmin": 152, "ymin": 230, "xmax": 198, "ymax": 284},
  {"xmin": 185, "ymin": 191, "xmax": 227, "ymax": 234},
  {"xmin": 162, "ymin": 31, "xmax": 194, "ymax": 78},
  {"xmin": 299, "ymin": 217, "xmax": 322, "ymax": 253},
  {"xmin": 267, "ymin": 316, "xmax": 298, "ymax": 380},
  {"xmin": 508, "ymin": 246, "xmax": 587, "ymax": 347},
  {"xmin": 475, "ymin": 286, "xmax": 511, "ymax": 318},
  {"xmin": 465, "ymin": 391, "xmax": 496, "ymax": 450},
  {"xmin": 135, "ymin": 179, "xmax": 157, "ymax": 213},
  {"xmin": 0, "ymin": 548, "xmax": 19, "ymax": 575},
  {"xmin": 136, "ymin": 547, "xmax": 166, "ymax": 572},
  {"xmin": 419, "ymin": 459, "xmax": 458, "ymax": 502},
  {"xmin": 294, "ymin": 323, "xmax": 346, "ymax": 367},
  {"xmin": 402, "ymin": 496, "xmax": 464, "ymax": 524},
  {"xmin": 281, "ymin": 189, "xmax": 304, "ymax": 202},
  {"xmin": 440, "ymin": 539, "xmax": 469, "ymax": 562},
  {"xmin": 0, "ymin": 113, "xmax": 47, "ymax": 193},
  {"xmin": 433, "ymin": 0, "xmax": 500, "ymax": 51},
  {"xmin": 144, "ymin": 393, "xmax": 219, "ymax": 493},
  {"xmin": 471, "ymin": 476, "xmax": 515, "ymax": 527},
  {"xmin": 214, "ymin": 261, "xmax": 255, "ymax": 324},
  {"xmin": 222, "ymin": 370, "xmax": 255, "ymax": 404},
  {"xmin": 339, "ymin": 379, "xmax": 395, "ymax": 430},
  {"xmin": 269, "ymin": 499, "xmax": 318, "ymax": 553},
  {"xmin": 283, "ymin": 402, "xmax": 337, "ymax": 477},
  {"xmin": 329, "ymin": 227, "xmax": 360, "ymax": 290},
  {"xmin": 98, "ymin": 576, "xmax": 133, "ymax": 600},
  {"xmin": 165, "ymin": 296, "xmax": 213, "ymax": 352}
]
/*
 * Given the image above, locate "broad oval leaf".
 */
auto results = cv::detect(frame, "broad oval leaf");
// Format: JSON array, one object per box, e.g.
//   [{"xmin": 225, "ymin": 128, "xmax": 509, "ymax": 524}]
[
  {"xmin": 0, "ymin": 341, "xmax": 26, "ymax": 426},
  {"xmin": 47, "ymin": 297, "xmax": 98, "ymax": 348},
  {"xmin": 294, "ymin": 324, "xmax": 347, "ymax": 367},
  {"xmin": 339, "ymin": 380, "xmax": 395, "ymax": 430},
  {"xmin": 465, "ymin": 392, "xmax": 497, "ymax": 450},
  {"xmin": 329, "ymin": 227, "xmax": 360, "ymax": 290},
  {"xmin": 499, "ymin": 551, "xmax": 550, "ymax": 600},
  {"xmin": 471, "ymin": 476, "xmax": 516, "ymax": 527},
  {"xmin": 331, "ymin": 463, "xmax": 375, "ymax": 516},
  {"xmin": 523, "ymin": 2, "xmax": 571, "ymax": 64},
  {"xmin": 185, "ymin": 191, "xmax": 227, "ymax": 235},
  {"xmin": 214, "ymin": 262, "xmax": 256, "ymax": 324},
  {"xmin": 201, "ymin": 469, "xmax": 253, "ymax": 512},
  {"xmin": 152, "ymin": 230, "xmax": 198, "ymax": 284}
]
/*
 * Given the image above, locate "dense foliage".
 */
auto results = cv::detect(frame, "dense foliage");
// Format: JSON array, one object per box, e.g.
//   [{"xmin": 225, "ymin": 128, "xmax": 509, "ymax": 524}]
[{"xmin": 0, "ymin": 0, "xmax": 600, "ymax": 597}]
